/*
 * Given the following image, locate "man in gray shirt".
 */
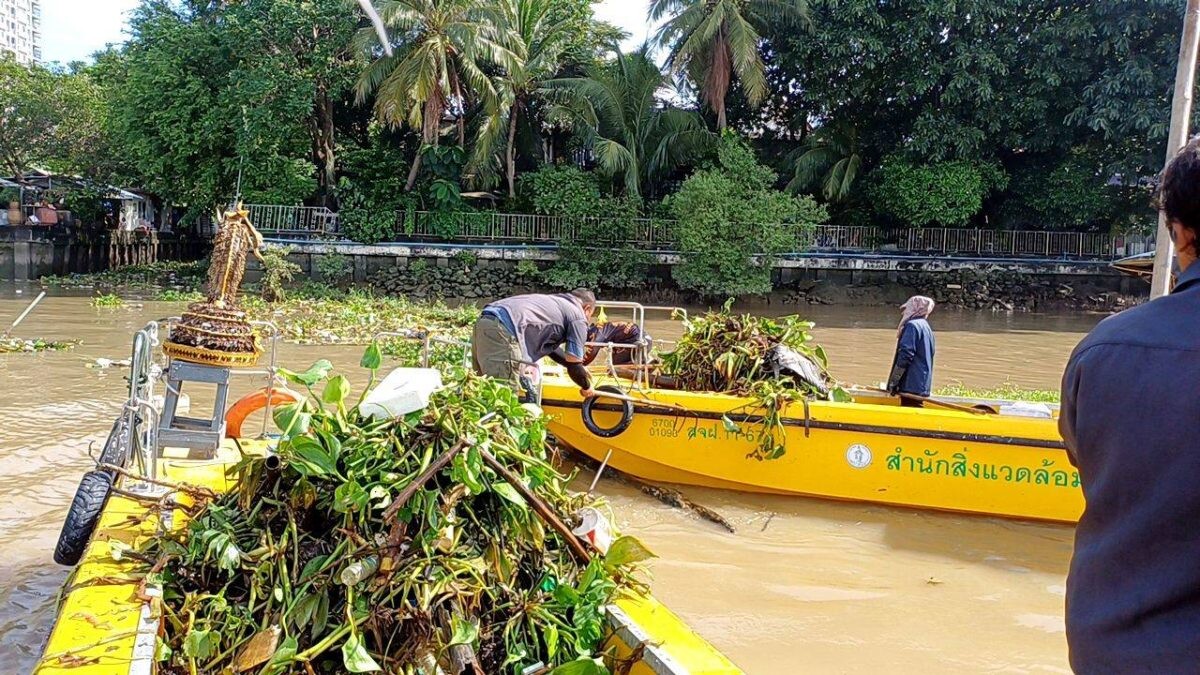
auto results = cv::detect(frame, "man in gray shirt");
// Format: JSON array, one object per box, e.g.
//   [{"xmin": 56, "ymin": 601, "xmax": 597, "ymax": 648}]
[{"xmin": 472, "ymin": 289, "xmax": 597, "ymax": 397}]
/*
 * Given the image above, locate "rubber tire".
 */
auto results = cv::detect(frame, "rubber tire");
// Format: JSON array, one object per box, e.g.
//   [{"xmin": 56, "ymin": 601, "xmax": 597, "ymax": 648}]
[
  {"xmin": 53, "ymin": 471, "xmax": 114, "ymax": 566},
  {"xmin": 581, "ymin": 385, "xmax": 634, "ymax": 438}
]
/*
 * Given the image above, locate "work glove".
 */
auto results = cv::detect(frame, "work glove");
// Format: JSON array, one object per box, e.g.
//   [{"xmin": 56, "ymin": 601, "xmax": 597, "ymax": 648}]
[{"xmin": 886, "ymin": 365, "xmax": 906, "ymax": 395}]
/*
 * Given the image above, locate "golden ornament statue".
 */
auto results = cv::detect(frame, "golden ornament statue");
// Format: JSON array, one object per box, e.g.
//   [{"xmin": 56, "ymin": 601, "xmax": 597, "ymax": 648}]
[{"xmin": 163, "ymin": 204, "xmax": 265, "ymax": 366}]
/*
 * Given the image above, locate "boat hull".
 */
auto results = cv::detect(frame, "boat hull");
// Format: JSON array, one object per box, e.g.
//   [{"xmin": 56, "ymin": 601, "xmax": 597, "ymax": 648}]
[
  {"xmin": 34, "ymin": 439, "xmax": 740, "ymax": 675},
  {"xmin": 541, "ymin": 377, "xmax": 1083, "ymax": 523}
]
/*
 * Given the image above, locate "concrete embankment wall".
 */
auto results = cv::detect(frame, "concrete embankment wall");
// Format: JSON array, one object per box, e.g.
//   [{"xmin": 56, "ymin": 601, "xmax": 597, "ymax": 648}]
[{"xmin": 260, "ymin": 239, "xmax": 1143, "ymax": 301}]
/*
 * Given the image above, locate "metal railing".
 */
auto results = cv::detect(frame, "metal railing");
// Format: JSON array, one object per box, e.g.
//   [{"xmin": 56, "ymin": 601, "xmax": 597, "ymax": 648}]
[
  {"xmin": 404, "ymin": 211, "xmax": 669, "ymax": 247},
  {"xmin": 209, "ymin": 204, "xmax": 338, "ymax": 239},
  {"xmin": 246, "ymin": 203, "xmax": 1154, "ymax": 261}
]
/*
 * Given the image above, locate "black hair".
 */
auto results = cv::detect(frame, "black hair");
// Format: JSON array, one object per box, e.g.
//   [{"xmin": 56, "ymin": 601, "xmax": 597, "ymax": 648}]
[
  {"xmin": 1156, "ymin": 137, "xmax": 1200, "ymax": 246},
  {"xmin": 569, "ymin": 288, "xmax": 596, "ymax": 306}
]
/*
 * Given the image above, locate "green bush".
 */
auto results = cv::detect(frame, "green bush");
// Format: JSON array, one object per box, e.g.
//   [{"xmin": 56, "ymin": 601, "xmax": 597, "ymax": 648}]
[
  {"xmin": 315, "ymin": 252, "xmax": 353, "ymax": 284},
  {"xmin": 870, "ymin": 158, "xmax": 1008, "ymax": 227},
  {"xmin": 518, "ymin": 165, "xmax": 602, "ymax": 217},
  {"xmin": 668, "ymin": 134, "xmax": 827, "ymax": 297},
  {"xmin": 546, "ymin": 196, "xmax": 653, "ymax": 290},
  {"xmin": 259, "ymin": 246, "xmax": 302, "ymax": 303},
  {"xmin": 1002, "ymin": 153, "xmax": 1119, "ymax": 231}
]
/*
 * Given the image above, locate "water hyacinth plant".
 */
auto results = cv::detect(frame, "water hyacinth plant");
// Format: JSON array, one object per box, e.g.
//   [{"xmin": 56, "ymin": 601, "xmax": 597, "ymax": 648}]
[
  {"xmin": 145, "ymin": 346, "xmax": 652, "ymax": 674},
  {"xmin": 659, "ymin": 302, "xmax": 848, "ymax": 461}
]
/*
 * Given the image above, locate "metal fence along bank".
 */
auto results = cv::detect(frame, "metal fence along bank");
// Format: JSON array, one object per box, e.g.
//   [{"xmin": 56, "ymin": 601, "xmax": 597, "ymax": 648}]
[{"xmin": 232, "ymin": 204, "xmax": 1154, "ymax": 261}]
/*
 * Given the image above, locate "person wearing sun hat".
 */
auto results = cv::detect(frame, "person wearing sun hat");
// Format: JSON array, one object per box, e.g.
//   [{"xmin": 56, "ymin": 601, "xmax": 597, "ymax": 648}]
[{"xmin": 886, "ymin": 295, "xmax": 936, "ymax": 406}]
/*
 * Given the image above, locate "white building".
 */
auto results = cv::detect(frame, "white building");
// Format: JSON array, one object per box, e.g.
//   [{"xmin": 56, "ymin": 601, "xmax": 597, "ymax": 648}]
[{"xmin": 0, "ymin": 0, "xmax": 41, "ymax": 64}]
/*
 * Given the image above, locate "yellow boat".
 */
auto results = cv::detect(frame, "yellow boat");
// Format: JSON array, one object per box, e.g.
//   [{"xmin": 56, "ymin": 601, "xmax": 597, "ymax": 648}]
[
  {"xmin": 34, "ymin": 324, "xmax": 741, "ymax": 675},
  {"xmin": 540, "ymin": 373, "xmax": 1082, "ymax": 524}
]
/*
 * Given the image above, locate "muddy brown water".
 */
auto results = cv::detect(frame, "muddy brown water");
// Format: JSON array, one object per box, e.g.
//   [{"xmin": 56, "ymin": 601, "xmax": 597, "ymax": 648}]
[{"xmin": 0, "ymin": 286, "xmax": 1102, "ymax": 673}]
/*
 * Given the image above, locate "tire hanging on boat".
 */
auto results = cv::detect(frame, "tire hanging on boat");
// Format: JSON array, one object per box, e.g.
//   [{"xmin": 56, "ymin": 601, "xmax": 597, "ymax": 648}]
[
  {"xmin": 53, "ymin": 470, "xmax": 114, "ymax": 566},
  {"xmin": 582, "ymin": 384, "xmax": 634, "ymax": 438}
]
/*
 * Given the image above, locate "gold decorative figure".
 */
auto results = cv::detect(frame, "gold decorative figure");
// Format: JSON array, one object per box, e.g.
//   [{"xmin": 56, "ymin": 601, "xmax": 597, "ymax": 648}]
[{"xmin": 163, "ymin": 203, "xmax": 265, "ymax": 366}]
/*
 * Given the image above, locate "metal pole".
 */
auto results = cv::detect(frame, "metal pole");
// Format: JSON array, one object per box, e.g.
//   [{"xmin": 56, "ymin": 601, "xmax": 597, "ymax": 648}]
[{"xmin": 1152, "ymin": 0, "xmax": 1200, "ymax": 298}]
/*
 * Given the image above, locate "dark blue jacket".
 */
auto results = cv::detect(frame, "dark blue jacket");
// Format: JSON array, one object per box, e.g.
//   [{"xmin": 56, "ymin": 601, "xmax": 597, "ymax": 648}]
[
  {"xmin": 889, "ymin": 318, "xmax": 935, "ymax": 396},
  {"xmin": 1060, "ymin": 261, "xmax": 1200, "ymax": 673}
]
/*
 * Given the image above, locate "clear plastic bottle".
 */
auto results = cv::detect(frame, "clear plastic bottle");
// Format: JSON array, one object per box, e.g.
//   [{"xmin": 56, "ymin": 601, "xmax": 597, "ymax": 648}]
[{"xmin": 339, "ymin": 555, "xmax": 380, "ymax": 586}]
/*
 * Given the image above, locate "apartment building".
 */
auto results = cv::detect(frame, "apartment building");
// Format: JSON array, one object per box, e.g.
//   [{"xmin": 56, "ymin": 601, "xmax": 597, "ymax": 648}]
[{"xmin": 0, "ymin": 0, "xmax": 41, "ymax": 64}]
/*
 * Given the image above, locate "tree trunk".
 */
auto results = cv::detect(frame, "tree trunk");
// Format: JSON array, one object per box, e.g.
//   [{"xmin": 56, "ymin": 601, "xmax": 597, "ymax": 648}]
[
  {"xmin": 311, "ymin": 83, "xmax": 337, "ymax": 206},
  {"xmin": 708, "ymin": 32, "xmax": 732, "ymax": 131},
  {"xmin": 406, "ymin": 96, "xmax": 443, "ymax": 191},
  {"xmin": 505, "ymin": 106, "xmax": 519, "ymax": 198}
]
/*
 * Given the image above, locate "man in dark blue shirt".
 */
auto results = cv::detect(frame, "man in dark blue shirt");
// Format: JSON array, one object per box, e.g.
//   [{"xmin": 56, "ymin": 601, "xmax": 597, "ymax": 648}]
[
  {"xmin": 888, "ymin": 296, "xmax": 936, "ymax": 405},
  {"xmin": 1060, "ymin": 138, "xmax": 1200, "ymax": 672}
]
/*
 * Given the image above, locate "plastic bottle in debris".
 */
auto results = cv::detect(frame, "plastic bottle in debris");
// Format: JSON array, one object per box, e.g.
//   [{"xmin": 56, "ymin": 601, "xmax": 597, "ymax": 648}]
[{"xmin": 339, "ymin": 555, "xmax": 380, "ymax": 586}]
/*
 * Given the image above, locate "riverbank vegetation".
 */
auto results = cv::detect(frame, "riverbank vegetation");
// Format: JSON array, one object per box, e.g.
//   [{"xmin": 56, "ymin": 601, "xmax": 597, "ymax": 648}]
[
  {"xmin": 0, "ymin": 337, "xmax": 76, "ymax": 354},
  {"xmin": 5, "ymin": 0, "xmax": 1182, "ymax": 295},
  {"xmin": 935, "ymin": 382, "xmax": 1060, "ymax": 404}
]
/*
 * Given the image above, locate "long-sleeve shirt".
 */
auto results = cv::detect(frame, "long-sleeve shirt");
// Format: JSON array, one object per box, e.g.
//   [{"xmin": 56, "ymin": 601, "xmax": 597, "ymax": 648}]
[
  {"xmin": 1059, "ymin": 261, "xmax": 1200, "ymax": 673},
  {"xmin": 888, "ymin": 318, "xmax": 935, "ymax": 396}
]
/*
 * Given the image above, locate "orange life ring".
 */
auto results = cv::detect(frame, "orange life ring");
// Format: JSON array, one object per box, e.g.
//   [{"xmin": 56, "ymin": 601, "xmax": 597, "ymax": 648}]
[{"xmin": 225, "ymin": 387, "xmax": 303, "ymax": 438}]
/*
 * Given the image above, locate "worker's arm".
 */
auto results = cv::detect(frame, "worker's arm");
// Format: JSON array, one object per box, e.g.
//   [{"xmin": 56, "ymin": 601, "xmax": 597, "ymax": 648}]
[
  {"xmin": 886, "ymin": 324, "xmax": 918, "ymax": 394},
  {"xmin": 547, "ymin": 351, "xmax": 592, "ymax": 390}
]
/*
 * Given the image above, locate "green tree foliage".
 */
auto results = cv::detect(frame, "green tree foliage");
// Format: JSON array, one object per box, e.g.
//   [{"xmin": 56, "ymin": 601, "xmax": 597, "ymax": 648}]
[
  {"xmin": 1001, "ymin": 153, "xmax": 1118, "ymax": 231},
  {"xmin": 0, "ymin": 56, "xmax": 105, "ymax": 176},
  {"xmin": 517, "ymin": 165, "xmax": 601, "ymax": 216},
  {"xmin": 100, "ymin": 0, "xmax": 357, "ymax": 210},
  {"xmin": 651, "ymin": 0, "xmax": 807, "ymax": 130},
  {"xmin": 869, "ymin": 158, "xmax": 1008, "ymax": 228},
  {"xmin": 669, "ymin": 135, "xmax": 826, "ymax": 296},
  {"xmin": 354, "ymin": 0, "xmax": 505, "ymax": 191},
  {"xmin": 785, "ymin": 123, "xmax": 861, "ymax": 202},
  {"xmin": 547, "ymin": 48, "xmax": 712, "ymax": 198}
]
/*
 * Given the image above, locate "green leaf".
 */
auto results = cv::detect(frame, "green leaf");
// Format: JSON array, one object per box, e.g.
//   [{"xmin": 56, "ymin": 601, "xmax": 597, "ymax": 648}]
[
  {"xmin": 299, "ymin": 555, "xmax": 328, "ymax": 582},
  {"xmin": 491, "ymin": 482, "xmax": 527, "ymax": 508},
  {"xmin": 341, "ymin": 633, "xmax": 381, "ymax": 673},
  {"xmin": 182, "ymin": 628, "xmax": 220, "ymax": 661},
  {"xmin": 312, "ymin": 593, "xmax": 330, "ymax": 640},
  {"xmin": 322, "ymin": 375, "xmax": 351, "ymax": 405},
  {"xmin": 334, "ymin": 480, "xmax": 368, "ymax": 513},
  {"xmin": 360, "ymin": 342, "xmax": 382, "ymax": 370},
  {"xmin": 448, "ymin": 616, "xmax": 478, "ymax": 647},
  {"xmin": 287, "ymin": 436, "xmax": 337, "ymax": 477},
  {"xmin": 830, "ymin": 386, "xmax": 853, "ymax": 403},
  {"xmin": 545, "ymin": 623, "xmax": 560, "ymax": 659},
  {"xmin": 603, "ymin": 535, "xmax": 656, "ymax": 569},
  {"xmin": 548, "ymin": 657, "xmax": 609, "ymax": 675},
  {"xmin": 272, "ymin": 403, "xmax": 311, "ymax": 439},
  {"xmin": 721, "ymin": 415, "xmax": 741, "ymax": 433},
  {"xmin": 280, "ymin": 359, "xmax": 333, "ymax": 387},
  {"xmin": 155, "ymin": 638, "xmax": 173, "ymax": 662}
]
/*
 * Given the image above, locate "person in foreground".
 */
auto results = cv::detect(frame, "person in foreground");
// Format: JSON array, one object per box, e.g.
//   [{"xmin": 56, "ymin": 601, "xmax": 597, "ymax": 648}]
[
  {"xmin": 472, "ymin": 289, "xmax": 597, "ymax": 398},
  {"xmin": 887, "ymin": 296, "xmax": 936, "ymax": 407},
  {"xmin": 1059, "ymin": 137, "xmax": 1200, "ymax": 673}
]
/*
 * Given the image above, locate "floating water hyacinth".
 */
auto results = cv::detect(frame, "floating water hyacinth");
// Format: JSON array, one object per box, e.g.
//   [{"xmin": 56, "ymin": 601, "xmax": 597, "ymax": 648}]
[{"xmin": 0, "ymin": 337, "xmax": 76, "ymax": 354}]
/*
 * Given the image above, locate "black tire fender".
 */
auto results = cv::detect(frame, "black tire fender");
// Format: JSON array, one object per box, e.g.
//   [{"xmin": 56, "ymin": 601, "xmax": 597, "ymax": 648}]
[
  {"xmin": 53, "ymin": 471, "xmax": 114, "ymax": 566},
  {"xmin": 581, "ymin": 385, "xmax": 634, "ymax": 438}
]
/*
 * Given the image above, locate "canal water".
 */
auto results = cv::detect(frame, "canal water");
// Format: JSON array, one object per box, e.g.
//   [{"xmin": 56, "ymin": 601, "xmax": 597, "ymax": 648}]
[{"xmin": 0, "ymin": 287, "xmax": 1102, "ymax": 673}]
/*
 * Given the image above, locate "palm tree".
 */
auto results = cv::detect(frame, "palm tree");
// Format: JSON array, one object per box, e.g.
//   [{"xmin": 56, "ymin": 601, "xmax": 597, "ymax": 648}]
[
  {"xmin": 651, "ymin": 0, "xmax": 807, "ymax": 130},
  {"xmin": 471, "ymin": 0, "xmax": 571, "ymax": 197},
  {"xmin": 785, "ymin": 123, "xmax": 862, "ymax": 202},
  {"xmin": 354, "ymin": 0, "xmax": 511, "ymax": 190},
  {"xmin": 546, "ymin": 48, "xmax": 711, "ymax": 198}
]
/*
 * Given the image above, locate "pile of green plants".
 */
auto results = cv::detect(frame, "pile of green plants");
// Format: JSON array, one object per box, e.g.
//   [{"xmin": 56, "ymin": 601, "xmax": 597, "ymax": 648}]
[
  {"xmin": 660, "ymin": 304, "xmax": 848, "ymax": 460},
  {"xmin": 145, "ymin": 351, "xmax": 651, "ymax": 674}
]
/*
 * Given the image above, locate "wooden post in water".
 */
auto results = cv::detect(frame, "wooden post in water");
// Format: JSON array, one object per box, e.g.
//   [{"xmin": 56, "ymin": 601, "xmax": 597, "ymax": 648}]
[{"xmin": 1151, "ymin": 0, "xmax": 1200, "ymax": 298}]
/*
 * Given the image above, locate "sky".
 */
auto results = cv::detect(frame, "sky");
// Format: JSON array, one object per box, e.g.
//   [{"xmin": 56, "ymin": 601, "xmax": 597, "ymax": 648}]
[{"xmin": 39, "ymin": 0, "xmax": 656, "ymax": 65}]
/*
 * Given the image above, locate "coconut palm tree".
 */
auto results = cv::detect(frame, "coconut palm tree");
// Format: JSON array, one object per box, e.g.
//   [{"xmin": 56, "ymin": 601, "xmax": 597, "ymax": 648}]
[
  {"xmin": 470, "ymin": 0, "xmax": 572, "ymax": 197},
  {"xmin": 354, "ymin": 0, "xmax": 512, "ymax": 190},
  {"xmin": 546, "ymin": 47, "xmax": 711, "ymax": 198},
  {"xmin": 785, "ymin": 123, "xmax": 862, "ymax": 202},
  {"xmin": 651, "ymin": 0, "xmax": 807, "ymax": 130}
]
